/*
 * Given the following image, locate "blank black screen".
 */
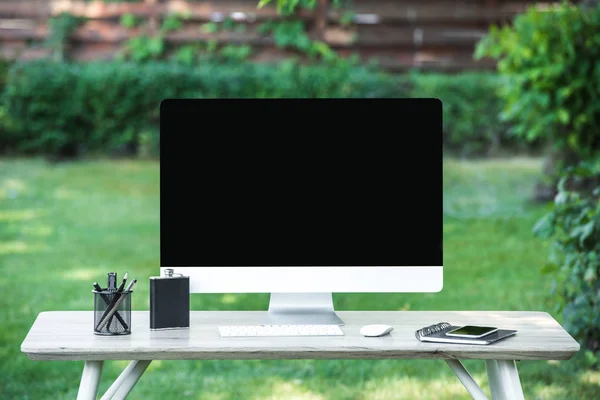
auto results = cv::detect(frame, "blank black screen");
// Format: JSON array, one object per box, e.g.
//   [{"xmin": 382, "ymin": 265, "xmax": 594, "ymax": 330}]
[{"xmin": 160, "ymin": 99, "xmax": 442, "ymax": 266}]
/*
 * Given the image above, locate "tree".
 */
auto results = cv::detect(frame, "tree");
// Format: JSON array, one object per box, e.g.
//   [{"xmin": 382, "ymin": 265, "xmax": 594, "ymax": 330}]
[{"xmin": 475, "ymin": 2, "xmax": 600, "ymax": 201}]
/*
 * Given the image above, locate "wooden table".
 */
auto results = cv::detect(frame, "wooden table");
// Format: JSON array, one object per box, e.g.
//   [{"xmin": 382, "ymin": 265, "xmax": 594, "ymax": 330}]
[{"xmin": 21, "ymin": 311, "xmax": 579, "ymax": 400}]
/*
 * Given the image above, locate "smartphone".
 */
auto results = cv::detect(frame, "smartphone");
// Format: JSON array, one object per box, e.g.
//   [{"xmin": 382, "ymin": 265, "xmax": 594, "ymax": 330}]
[{"xmin": 445, "ymin": 325, "xmax": 498, "ymax": 338}]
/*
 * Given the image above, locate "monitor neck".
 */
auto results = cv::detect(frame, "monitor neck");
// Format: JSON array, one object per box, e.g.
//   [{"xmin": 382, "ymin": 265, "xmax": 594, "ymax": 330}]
[{"xmin": 264, "ymin": 292, "xmax": 344, "ymax": 325}]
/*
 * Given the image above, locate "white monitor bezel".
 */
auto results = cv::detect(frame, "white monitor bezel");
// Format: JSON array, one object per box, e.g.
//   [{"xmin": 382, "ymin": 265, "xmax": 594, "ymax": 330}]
[{"xmin": 161, "ymin": 266, "xmax": 443, "ymax": 293}]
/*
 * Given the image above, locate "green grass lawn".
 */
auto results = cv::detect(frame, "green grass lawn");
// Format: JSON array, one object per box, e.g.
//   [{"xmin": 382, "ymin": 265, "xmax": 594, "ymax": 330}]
[{"xmin": 1, "ymin": 157, "xmax": 598, "ymax": 399}]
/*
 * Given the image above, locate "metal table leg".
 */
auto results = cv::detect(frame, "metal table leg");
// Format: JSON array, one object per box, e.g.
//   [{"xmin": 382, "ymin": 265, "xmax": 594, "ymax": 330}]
[
  {"xmin": 485, "ymin": 360, "xmax": 524, "ymax": 400},
  {"xmin": 100, "ymin": 360, "xmax": 152, "ymax": 400},
  {"xmin": 77, "ymin": 360, "xmax": 104, "ymax": 400},
  {"xmin": 445, "ymin": 359, "xmax": 489, "ymax": 400}
]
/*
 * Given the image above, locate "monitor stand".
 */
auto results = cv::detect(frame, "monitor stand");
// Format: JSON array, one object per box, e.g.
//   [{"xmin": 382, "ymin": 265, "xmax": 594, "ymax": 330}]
[{"xmin": 263, "ymin": 293, "xmax": 345, "ymax": 325}]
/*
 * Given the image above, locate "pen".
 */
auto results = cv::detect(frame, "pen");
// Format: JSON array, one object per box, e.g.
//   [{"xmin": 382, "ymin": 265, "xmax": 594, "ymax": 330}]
[
  {"xmin": 125, "ymin": 279, "xmax": 137, "ymax": 292},
  {"xmin": 93, "ymin": 282, "xmax": 129, "ymax": 331},
  {"xmin": 116, "ymin": 272, "xmax": 128, "ymax": 293},
  {"xmin": 96, "ymin": 279, "xmax": 137, "ymax": 331},
  {"xmin": 106, "ymin": 272, "xmax": 128, "ymax": 329}
]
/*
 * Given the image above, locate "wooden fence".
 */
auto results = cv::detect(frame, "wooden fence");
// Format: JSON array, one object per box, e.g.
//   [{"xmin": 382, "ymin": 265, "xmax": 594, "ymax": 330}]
[{"xmin": 0, "ymin": 0, "xmax": 559, "ymax": 71}]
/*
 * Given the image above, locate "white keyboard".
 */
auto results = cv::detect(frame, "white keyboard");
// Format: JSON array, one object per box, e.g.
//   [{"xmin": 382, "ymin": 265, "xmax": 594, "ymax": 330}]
[{"xmin": 218, "ymin": 324, "xmax": 345, "ymax": 337}]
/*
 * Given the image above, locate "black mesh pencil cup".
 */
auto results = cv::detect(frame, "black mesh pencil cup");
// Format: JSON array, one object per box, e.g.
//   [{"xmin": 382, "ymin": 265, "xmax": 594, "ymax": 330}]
[{"xmin": 93, "ymin": 290, "xmax": 132, "ymax": 335}]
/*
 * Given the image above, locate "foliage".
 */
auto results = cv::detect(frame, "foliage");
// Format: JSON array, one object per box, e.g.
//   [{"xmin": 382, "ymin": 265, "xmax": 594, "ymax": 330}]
[
  {"xmin": 171, "ymin": 43, "xmax": 254, "ymax": 65},
  {"xmin": 46, "ymin": 12, "xmax": 86, "ymax": 61},
  {"xmin": 195, "ymin": 19, "xmax": 253, "ymax": 62},
  {"xmin": 258, "ymin": 20, "xmax": 337, "ymax": 62},
  {"xmin": 172, "ymin": 45, "xmax": 198, "ymax": 65},
  {"xmin": 120, "ymin": 13, "xmax": 140, "ymax": 29},
  {"xmin": 478, "ymin": 0, "xmax": 600, "ymax": 360},
  {"xmin": 123, "ymin": 36, "xmax": 165, "ymax": 62},
  {"xmin": 0, "ymin": 58, "xmax": 11, "ymax": 92},
  {"xmin": 257, "ymin": 0, "xmax": 343, "ymax": 15},
  {"xmin": 475, "ymin": 2, "xmax": 600, "ymax": 164},
  {"xmin": 116, "ymin": 0, "xmax": 346, "ymax": 64},
  {"xmin": 219, "ymin": 45, "xmax": 253, "ymax": 63},
  {"xmin": 254, "ymin": 0, "xmax": 348, "ymax": 62},
  {"xmin": 120, "ymin": 13, "xmax": 254, "ymax": 63},
  {"xmin": 1, "ymin": 60, "xmax": 401, "ymax": 157},
  {"xmin": 0, "ymin": 58, "xmax": 12, "ymax": 146},
  {"xmin": 201, "ymin": 22, "xmax": 219, "ymax": 34},
  {"xmin": 259, "ymin": 20, "xmax": 311, "ymax": 50},
  {"xmin": 258, "ymin": 0, "xmax": 316, "ymax": 15},
  {"xmin": 339, "ymin": 10, "xmax": 356, "ymax": 26},
  {"xmin": 533, "ymin": 162, "xmax": 600, "ymax": 363},
  {"xmin": 2, "ymin": 61, "xmax": 157, "ymax": 156},
  {"xmin": 119, "ymin": 13, "xmax": 187, "ymax": 62},
  {"xmin": 160, "ymin": 13, "xmax": 187, "ymax": 33},
  {"xmin": 408, "ymin": 72, "xmax": 536, "ymax": 156},
  {"xmin": 1, "ymin": 59, "xmax": 535, "ymax": 157}
]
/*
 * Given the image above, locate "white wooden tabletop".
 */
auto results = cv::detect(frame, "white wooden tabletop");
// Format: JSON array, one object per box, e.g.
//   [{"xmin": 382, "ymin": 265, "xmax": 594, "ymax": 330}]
[{"xmin": 21, "ymin": 311, "xmax": 579, "ymax": 361}]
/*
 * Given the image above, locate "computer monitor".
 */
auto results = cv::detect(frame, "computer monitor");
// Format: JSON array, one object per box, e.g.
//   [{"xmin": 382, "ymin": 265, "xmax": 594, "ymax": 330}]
[{"xmin": 160, "ymin": 98, "xmax": 442, "ymax": 325}]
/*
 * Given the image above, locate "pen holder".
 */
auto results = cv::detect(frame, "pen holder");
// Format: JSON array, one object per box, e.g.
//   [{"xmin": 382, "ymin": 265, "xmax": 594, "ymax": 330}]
[{"xmin": 93, "ymin": 290, "xmax": 132, "ymax": 335}]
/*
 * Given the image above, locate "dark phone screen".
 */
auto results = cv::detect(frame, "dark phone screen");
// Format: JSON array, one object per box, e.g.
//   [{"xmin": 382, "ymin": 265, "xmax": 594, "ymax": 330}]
[{"xmin": 447, "ymin": 326, "xmax": 498, "ymax": 336}]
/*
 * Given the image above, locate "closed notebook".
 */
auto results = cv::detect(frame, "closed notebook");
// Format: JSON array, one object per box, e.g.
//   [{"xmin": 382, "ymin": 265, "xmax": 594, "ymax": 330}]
[{"xmin": 415, "ymin": 322, "xmax": 517, "ymax": 345}]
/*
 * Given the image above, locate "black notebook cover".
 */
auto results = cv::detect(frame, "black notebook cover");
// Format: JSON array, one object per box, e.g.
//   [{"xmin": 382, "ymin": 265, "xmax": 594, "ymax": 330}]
[
  {"xmin": 149, "ymin": 276, "xmax": 190, "ymax": 330},
  {"xmin": 415, "ymin": 322, "xmax": 517, "ymax": 345}
]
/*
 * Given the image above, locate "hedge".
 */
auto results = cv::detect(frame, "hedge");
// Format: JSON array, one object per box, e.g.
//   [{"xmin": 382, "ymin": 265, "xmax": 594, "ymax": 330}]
[
  {"xmin": 0, "ymin": 60, "xmax": 403, "ymax": 157},
  {"xmin": 408, "ymin": 71, "xmax": 539, "ymax": 155},
  {"xmin": 0, "ymin": 60, "xmax": 530, "ymax": 157}
]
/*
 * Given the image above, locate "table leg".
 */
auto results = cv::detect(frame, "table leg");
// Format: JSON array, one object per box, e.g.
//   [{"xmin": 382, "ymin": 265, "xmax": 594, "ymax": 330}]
[
  {"xmin": 100, "ymin": 360, "xmax": 152, "ymax": 400},
  {"xmin": 77, "ymin": 360, "xmax": 104, "ymax": 400},
  {"xmin": 444, "ymin": 359, "xmax": 489, "ymax": 400},
  {"xmin": 485, "ymin": 360, "xmax": 524, "ymax": 400}
]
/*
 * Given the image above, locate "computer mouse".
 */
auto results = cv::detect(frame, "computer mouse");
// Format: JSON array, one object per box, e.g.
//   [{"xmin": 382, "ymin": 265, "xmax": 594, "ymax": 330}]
[{"xmin": 360, "ymin": 324, "xmax": 394, "ymax": 337}]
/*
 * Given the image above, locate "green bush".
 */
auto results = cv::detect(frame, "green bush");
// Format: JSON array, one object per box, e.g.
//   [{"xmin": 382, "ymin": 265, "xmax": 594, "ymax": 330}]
[
  {"xmin": 408, "ymin": 71, "xmax": 536, "ymax": 156},
  {"xmin": 0, "ymin": 59, "xmax": 11, "ymax": 90},
  {"xmin": 0, "ymin": 59, "xmax": 13, "ymax": 149},
  {"xmin": 475, "ymin": 2, "xmax": 600, "ymax": 165},
  {"xmin": 478, "ymin": 1, "xmax": 600, "ymax": 359},
  {"xmin": 533, "ymin": 162, "xmax": 600, "ymax": 363},
  {"xmin": 1, "ymin": 60, "xmax": 401, "ymax": 156},
  {"xmin": 1, "ymin": 59, "xmax": 528, "ymax": 157}
]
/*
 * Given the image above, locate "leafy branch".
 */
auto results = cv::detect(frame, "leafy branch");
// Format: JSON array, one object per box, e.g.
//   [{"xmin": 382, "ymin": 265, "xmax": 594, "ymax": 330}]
[
  {"xmin": 258, "ymin": 0, "xmax": 343, "ymax": 15},
  {"xmin": 257, "ymin": 20, "xmax": 336, "ymax": 62},
  {"xmin": 255, "ymin": 0, "xmax": 356, "ymax": 63},
  {"xmin": 46, "ymin": 12, "xmax": 86, "ymax": 61}
]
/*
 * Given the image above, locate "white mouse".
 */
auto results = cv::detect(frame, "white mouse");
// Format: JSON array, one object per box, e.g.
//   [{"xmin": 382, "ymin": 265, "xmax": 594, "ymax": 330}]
[{"xmin": 360, "ymin": 324, "xmax": 394, "ymax": 337}]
